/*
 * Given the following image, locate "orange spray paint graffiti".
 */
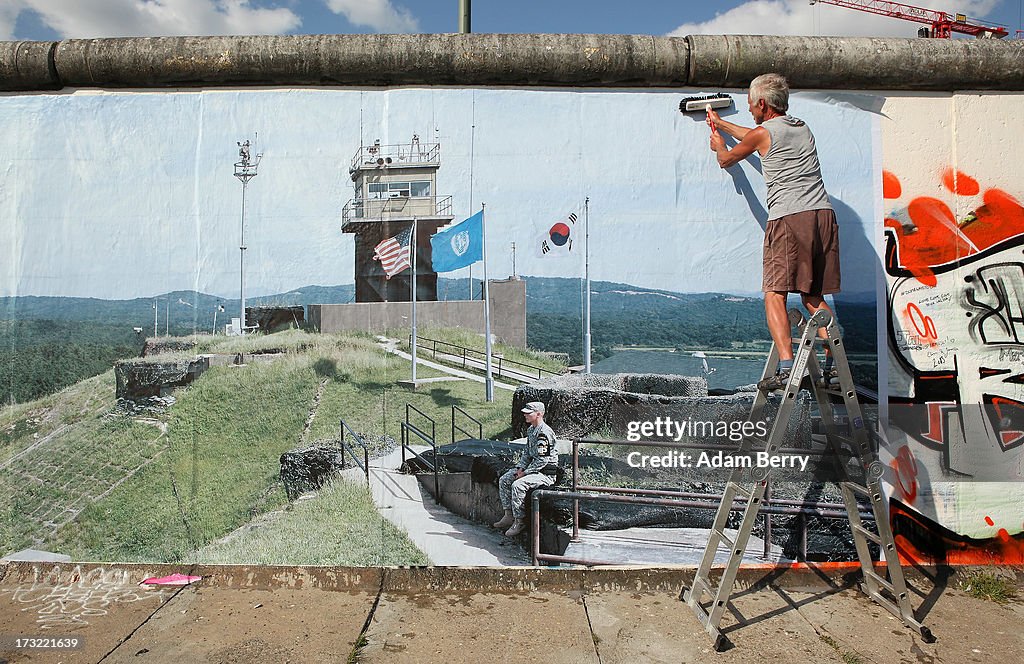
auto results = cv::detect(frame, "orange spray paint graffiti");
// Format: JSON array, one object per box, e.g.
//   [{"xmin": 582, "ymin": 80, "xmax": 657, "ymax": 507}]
[{"xmin": 885, "ymin": 167, "xmax": 1024, "ymax": 564}]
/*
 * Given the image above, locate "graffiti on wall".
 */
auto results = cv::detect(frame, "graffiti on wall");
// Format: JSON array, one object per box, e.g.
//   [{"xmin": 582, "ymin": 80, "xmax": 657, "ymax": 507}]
[{"xmin": 883, "ymin": 167, "xmax": 1024, "ymax": 561}]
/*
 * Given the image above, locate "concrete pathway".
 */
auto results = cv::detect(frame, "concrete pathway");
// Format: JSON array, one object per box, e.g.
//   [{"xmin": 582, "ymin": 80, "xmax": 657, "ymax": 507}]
[
  {"xmin": 426, "ymin": 348, "xmax": 548, "ymax": 384},
  {"xmin": 343, "ymin": 447, "xmax": 529, "ymax": 566},
  {"xmin": 376, "ymin": 336, "xmax": 519, "ymax": 391}
]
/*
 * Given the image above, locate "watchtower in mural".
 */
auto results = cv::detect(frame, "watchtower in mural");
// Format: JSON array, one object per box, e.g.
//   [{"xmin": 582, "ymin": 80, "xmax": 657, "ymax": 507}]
[{"xmin": 342, "ymin": 136, "xmax": 455, "ymax": 302}]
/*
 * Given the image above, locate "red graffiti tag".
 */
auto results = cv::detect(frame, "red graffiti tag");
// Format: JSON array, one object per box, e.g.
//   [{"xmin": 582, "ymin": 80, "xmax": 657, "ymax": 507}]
[
  {"xmin": 941, "ymin": 168, "xmax": 980, "ymax": 196},
  {"xmin": 884, "ymin": 170, "xmax": 1024, "ymax": 285},
  {"xmin": 891, "ymin": 444, "xmax": 918, "ymax": 504},
  {"xmin": 904, "ymin": 302, "xmax": 938, "ymax": 346}
]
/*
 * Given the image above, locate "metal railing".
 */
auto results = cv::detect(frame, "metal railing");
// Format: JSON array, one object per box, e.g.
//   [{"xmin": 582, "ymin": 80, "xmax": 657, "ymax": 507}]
[
  {"xmin": 342, "ymin": 194, "xmax": 453, "ymax": 225},
  {"xmin": 451, "ymin": 404, "xmax": 483, "ymax": 443},
  {"xmin": 339, "ymin": 417, "xmax": 370, "ymax": 485},
  {"xmin": 415, "ymin": 335, "xmax": 561, "ymax": 381},
  {"xmin": 401, "ymin": 403, "xmax": 440, "ymax": 503},
  {"xmin": 529, "ymin": 437, "xmax": 873, "ymax": 567},
  {"xmin": 350, "ymin": 141, "xmax": 440, "ymax": 171}
]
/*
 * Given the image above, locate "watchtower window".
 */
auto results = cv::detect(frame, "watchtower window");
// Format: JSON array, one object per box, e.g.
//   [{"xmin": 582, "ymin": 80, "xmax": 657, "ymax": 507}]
[{"xmin": 368, "ymin": 181, "xmax": 431, "ymax": 199}]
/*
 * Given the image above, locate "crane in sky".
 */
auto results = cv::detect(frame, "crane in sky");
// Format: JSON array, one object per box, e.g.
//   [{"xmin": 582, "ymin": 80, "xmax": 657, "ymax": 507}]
[{"xmin": 808, "ymin": 0, "xmax": 1009, "ymax": 38}]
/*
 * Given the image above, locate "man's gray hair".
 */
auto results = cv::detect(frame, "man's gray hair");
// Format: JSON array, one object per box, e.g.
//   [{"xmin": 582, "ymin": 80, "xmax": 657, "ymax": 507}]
[{"xmin": 750, "ymin": 73, "xmax": 789, "ymax": 113}]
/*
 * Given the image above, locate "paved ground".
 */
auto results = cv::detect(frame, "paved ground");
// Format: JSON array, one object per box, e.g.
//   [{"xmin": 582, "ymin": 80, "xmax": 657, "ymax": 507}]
[
  {"xmin": 1, "ymin": 562, "xmax": 1020, "ymax": 664},
  {"xmin": 343, "ymin": 447, "xmax": 529, "ymax": 566}
]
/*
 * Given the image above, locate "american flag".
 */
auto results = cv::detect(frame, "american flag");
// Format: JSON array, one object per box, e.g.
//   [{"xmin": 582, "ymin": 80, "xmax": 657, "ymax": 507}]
[{"xmin": 373, "ymin": 227, "xmax": 413, "ymax": 279}]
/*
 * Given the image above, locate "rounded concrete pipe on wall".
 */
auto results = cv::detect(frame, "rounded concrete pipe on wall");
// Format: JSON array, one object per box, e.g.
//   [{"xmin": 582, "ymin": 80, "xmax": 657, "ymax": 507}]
[
  {"xmin": 4, "ymin": 34, "xmax": 1024, "ymax": 91},
  {"xmin": 50, "ymin": 34, "xmax": 689, "ymax": 89},
  {"xmin": 0, "ymin": 41, "xmax": 60, "ymax": 91},
  {"xmin": 687, "ymin": 35, "xmax": 1024, "ymax": 91}
]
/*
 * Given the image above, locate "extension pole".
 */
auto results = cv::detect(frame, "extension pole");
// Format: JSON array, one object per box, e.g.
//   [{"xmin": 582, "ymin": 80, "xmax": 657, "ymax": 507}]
[
  {"xmin": 411, "ymin": 217, "xmax": 418, "ymax": 385},
  {"xmin": 481, "ymin": 204, "xmax": 493, "ymax": 402},
  {"xmin": 584, "ymin": 197, "xmax": 592, "ymax": 373}
]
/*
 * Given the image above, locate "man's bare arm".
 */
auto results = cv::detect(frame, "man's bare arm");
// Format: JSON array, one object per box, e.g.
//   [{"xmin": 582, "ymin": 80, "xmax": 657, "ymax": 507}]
[
  {"xmin": 706, "ymin": 109, "xmax": 750, "ymax": 140},
  {"xmin": 710, "ymin": 126, "xmax": 770, "ymax": 169}
]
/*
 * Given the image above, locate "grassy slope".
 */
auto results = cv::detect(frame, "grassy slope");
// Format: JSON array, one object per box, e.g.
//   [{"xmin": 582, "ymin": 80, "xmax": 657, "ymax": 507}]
[
  {"xmin": 3, "ymin": 328, "xmax": 523, "ymax": 564},
  {"xmin": 192, "ymin": 477, "xmax": 429, "ymax": 566}
]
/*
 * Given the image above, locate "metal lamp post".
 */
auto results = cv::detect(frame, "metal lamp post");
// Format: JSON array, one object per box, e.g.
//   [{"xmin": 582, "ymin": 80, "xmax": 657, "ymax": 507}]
[
  {"xmin": 212, "ymin": 304, "xmax": 225, "ymax": 335},
  {"xmin": 233, "ymin": 139, "xmax": 262, "ymax": 335}
]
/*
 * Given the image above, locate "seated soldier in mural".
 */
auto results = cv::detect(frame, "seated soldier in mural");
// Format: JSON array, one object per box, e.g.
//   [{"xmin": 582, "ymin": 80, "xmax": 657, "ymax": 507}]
[
  {"xmin": 493, "ymin": 401, "xmax": 560, "ymax": 537},
  {"xmin": 706, "ymin": 72, "xmax": 841, "ymax": 391}
]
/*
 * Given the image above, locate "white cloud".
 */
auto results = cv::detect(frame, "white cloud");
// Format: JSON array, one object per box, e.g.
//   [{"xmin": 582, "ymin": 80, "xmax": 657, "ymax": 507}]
[
  {"xmin": 1, "ymin": 1, "xmax": 28, "ymax": 40},
  {"xmin": 13, "ymin": 0, "xmax": 301, "ymax": 39},
  {"xmin": 325, "ymin": 0, "xmax": 418, "ymax": 33},
  {"xmin": 668, "ymin": 0, "xmax": 1004, "ymax": 38}
]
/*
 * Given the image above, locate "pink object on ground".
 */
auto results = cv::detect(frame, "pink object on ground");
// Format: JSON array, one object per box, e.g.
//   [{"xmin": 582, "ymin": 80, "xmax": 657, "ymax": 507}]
[{"xmin": 140, "ymin": 573, "xmax": 202, "ymax": 586}]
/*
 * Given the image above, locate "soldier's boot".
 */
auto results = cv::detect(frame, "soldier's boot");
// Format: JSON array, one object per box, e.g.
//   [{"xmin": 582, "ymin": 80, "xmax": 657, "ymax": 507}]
[
  {"xmin": 505, "ymin": 519, "xmax": 525, "ymax": 537},
  {"xmin": 493, "ymin": 510, "xmax": 514, "ymax": 529}
]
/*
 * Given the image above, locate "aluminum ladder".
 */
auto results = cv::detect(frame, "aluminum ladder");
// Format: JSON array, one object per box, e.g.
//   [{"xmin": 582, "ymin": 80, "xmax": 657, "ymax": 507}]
[{"xmin": 682, "ymin": 308, "xmax": 934, "ymax": 651}]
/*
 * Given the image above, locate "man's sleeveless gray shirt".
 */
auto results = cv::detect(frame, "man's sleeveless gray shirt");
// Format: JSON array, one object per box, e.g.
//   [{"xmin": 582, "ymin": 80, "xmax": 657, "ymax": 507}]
[{"xmin": 761, "ymin": 115, "xmax": 833, "ymax": 220}]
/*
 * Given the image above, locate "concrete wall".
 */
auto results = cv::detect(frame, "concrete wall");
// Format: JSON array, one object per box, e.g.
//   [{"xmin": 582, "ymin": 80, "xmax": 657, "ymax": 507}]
[
  {"xmin": 878, "ymin": 91, "xmax": 1024, "ymax": 558},
  {"xmin": 3, "ymin": 33, "xmax": 1023, "ymax": 563},
  {"xmin": 309, "ymin": 277, "xmax": 526, "ymax": 347}
]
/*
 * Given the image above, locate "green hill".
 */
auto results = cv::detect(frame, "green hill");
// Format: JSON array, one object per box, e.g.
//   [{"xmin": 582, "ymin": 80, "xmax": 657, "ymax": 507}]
[
  {"xmin": 1, "ymin": 277, "xmax": 877, "ymax": 402},
  {"xmin": 1, "ymin": 328, "xmax": 522, "ymax": 565}
]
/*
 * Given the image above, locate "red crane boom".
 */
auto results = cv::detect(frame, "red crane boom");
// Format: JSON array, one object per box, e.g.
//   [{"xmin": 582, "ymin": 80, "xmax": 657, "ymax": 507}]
[{"xmin": 808, "ymin": 0, "xmax": 1009, "ymax": 38}]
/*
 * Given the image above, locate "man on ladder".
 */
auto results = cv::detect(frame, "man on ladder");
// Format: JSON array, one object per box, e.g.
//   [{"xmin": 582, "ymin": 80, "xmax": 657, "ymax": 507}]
[
  {"xmin": 707, "ymin": 72, "xmax": 840, "ymax": 390},
  {"xmin": 692, "ymin": 74, "xmax": 933, "ymax": 651}
]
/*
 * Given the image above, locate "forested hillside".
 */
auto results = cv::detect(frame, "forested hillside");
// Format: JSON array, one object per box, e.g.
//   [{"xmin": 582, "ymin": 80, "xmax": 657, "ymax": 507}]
[{"xmin": 2, "ymin": 278, "xmax": 876, "ymax": 403}]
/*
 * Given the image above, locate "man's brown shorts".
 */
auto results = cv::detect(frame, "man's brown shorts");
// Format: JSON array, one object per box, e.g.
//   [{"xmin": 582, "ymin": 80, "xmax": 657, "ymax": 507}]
[{"xmin": 762, "ymin": 208, "xmax": 840, "ymax": 295}]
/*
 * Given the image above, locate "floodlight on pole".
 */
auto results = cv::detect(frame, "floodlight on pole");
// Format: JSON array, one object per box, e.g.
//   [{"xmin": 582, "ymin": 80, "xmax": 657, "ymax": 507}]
[
  {"xmin": 233, "ymin": 137, "xmax": 263, "ymax": 336},
  {"xmin": 213, "ymin": 304, "xmax": 225, "ymax": 335}
]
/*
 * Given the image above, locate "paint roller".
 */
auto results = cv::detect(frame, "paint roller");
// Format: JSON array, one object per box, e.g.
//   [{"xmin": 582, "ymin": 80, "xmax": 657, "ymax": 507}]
[{"xmin": 679, "ymin": 93, "xmax": 733, "ymax": 134}]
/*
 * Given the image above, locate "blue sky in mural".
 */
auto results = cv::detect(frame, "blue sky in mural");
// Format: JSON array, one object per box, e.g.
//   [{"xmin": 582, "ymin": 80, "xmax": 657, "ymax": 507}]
[
  {"xmin": 3, "ymin": 1, "xmax": 1020, "ymax": 41},
  {"xmin": 0, "ymin": 87, "xmax": 878, "ymax": 300}
]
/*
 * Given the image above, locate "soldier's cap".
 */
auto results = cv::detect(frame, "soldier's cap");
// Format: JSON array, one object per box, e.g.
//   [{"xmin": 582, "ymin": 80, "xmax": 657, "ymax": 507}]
[{"xmin": 521, "ymin": 401, "xmax": 545, "ymax": 415}]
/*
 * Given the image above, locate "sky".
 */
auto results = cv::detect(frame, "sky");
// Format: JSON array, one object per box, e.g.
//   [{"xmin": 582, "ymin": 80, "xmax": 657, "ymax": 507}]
[
  {"xmin": 1, "ymin": 0, "xmax": 1021, "ymax": 41},
  {"xmin": 0, "ymin": 87, "xmax": 878, "ymax": 299}
]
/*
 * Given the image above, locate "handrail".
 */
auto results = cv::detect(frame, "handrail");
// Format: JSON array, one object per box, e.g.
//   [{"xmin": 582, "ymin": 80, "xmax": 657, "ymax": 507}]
[
  {"xmin": 342, "ymin": 194, "xmax": 453, "ymax": 225},
  {"xmin": 415, "ymin": 334, "xmax": 560, "ymax": 381},
  {"xmin": 338, "ymin": 417, "xmax": 370, "ymax": 485},
  {"xmin": 451, "ymin": 404, "xmax": 483, "ymax": 443},
  {"xmin": 405, "ymin": 403, "xmax": 436, "ymax": 443},
  {"xmin": 350, "ymin": 141, "xmax": 440, "ymax": 171},
  {"xmin": 547, "ymin": 437, "xmax": 872, "ymax": 566},
  {"xmin": 402, "ymin": 404, "xmax": 440, "ymax": 502},
  {"xmin": 529, "ymin": 486, "xmax": 871, "ymax": 566}
]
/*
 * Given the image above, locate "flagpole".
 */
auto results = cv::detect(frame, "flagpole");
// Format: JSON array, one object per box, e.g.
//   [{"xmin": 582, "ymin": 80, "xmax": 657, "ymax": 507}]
[
  {"xmin": 481, "ymin": 204, "xmax": 493, "ymax": 402},
  {"xmin": 411, "ymin": 217, "xmax": 418, "ymax": 385},
  {"xmin": 584, "ymin": 197, "xmax": 592, "ymax": 374}
]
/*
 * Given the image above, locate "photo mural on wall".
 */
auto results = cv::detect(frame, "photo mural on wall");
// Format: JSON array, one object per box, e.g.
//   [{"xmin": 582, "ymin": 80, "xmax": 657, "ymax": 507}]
[
  {"xmin": 1, "ymin": 86, "xmax": 882, "ymax": 564},
  {"xmin": 883, "ymin": 166, "xmax": 1024, "ymax": 563}
]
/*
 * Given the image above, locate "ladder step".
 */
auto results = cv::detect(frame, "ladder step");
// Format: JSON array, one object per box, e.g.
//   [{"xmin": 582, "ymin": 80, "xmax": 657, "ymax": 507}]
[
  {"xmin": 729, "ymin": 483, "xmax": 751, "ymax": 500},
  {"xmin": 714, "ymin": 529, "xmax": 736, "ymax": 550},
  {"xmin": 863, "ymin": 569, "xmax": 898, "ymax": 595},
  {"xmin": 863, "ymin": 587, "xmax": 904, "ymax": 619},
  {"xmin": 852, "ymin": 523, "xmax": 881, "ymax": 545},
  {"xmin": 690, "ymin": 575, "xmax": 714, "ymax": 601},
  {"xmin": 844, "ymin": 482, "xmax": 873, "ymax": 498}
]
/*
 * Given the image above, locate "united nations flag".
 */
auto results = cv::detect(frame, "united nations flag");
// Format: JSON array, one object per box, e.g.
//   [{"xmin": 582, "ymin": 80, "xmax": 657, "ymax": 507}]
[{"xmin": 429, "ymin": 210, "xmax": 484, "ymax": 273}]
